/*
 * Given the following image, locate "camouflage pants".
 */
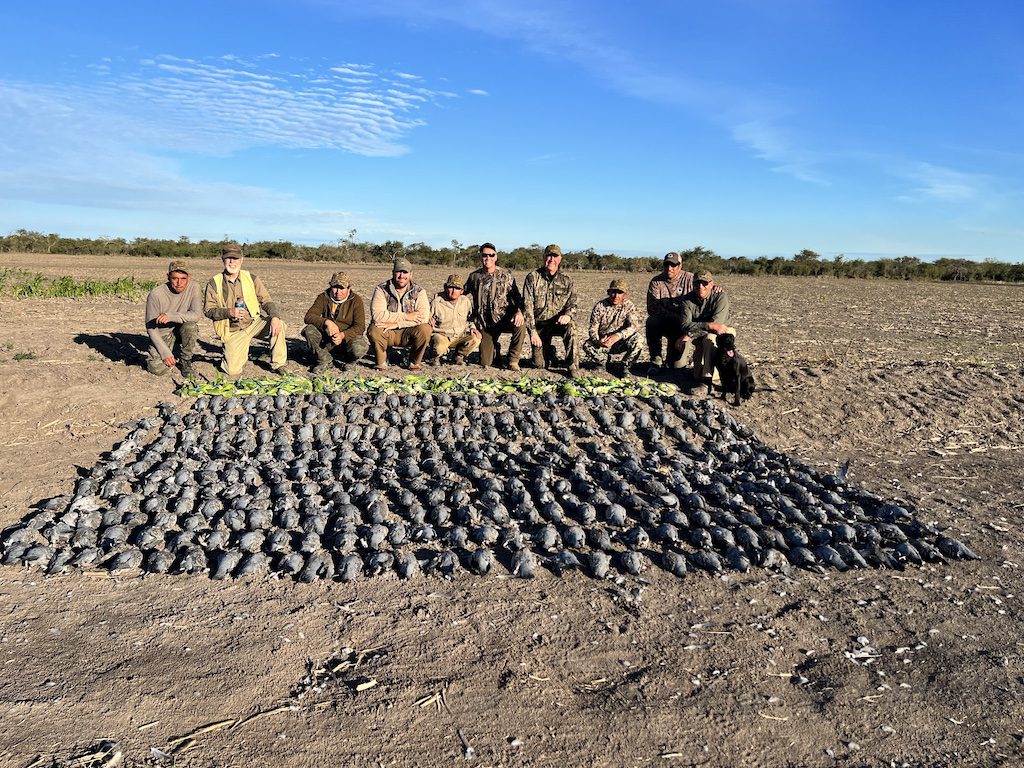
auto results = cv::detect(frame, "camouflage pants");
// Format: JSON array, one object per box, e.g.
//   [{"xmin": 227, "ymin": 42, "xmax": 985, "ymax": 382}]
[
  {"xmin": 302, "ymin": 324, "xmax": 370, "ymax": 365},
  {"xmin": 532, "ymin": 318, "xmax": 580, "ymax": 369},
  {"xmin": 582, "ymin": 333, "xmax": 643, "ymax": 370},
  {"xmin": 146, "ymin": 322, "xmax": 199, "ymax": 375}
]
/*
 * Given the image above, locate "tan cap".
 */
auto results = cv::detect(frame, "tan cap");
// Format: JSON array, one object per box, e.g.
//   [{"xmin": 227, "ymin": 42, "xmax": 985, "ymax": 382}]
[
  {"xmin": 392, "ymin": 257, "xmax": 412, "ymax": 273},
  {"xmin": 695, "ymin": 269, "xmax": 713, "ymax": 283},
  {"xmin": 543, "ymin": 244, "xmax": 562, "ymax": 257},
  {"xmin": 329, "ymin": 272, "xmax": 351, "ymax": 288},
  {"xmin": 168, "ymin": 260, "xmax": 190, "ymax": 274},
  {"xmin": 607, "ymin": 279, "xmax": 627, "ymax": 293},
  {"xmin": 663, "ymin": 251, "xmax": 682, "ymax": 265},
  {"xmin": 444, "ymin": 274, "xmax": 464, "ymax": 289},
  {"xmin": 221, "ymin": 243, "xmax": 243, "ymax": 257}
]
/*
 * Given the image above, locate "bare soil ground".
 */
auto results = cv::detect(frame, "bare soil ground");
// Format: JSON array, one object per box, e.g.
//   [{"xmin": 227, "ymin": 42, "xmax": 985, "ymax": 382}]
[{"xmin": 1, "ymin": 254, "xmax": 1024, "ymax": 767}]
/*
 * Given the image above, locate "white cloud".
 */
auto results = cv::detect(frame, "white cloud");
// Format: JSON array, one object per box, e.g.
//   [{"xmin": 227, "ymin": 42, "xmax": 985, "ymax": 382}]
[
  {"xmin": 896, "ymin": 162, "xmax": 987, "ymax": 202},
  {"xmin": 0, "ymin": 54, "xmax": 463, "ymax": 240},
  {"xmin": 467, "ymin": 88, "xmax": 489, "ymax": 96}
]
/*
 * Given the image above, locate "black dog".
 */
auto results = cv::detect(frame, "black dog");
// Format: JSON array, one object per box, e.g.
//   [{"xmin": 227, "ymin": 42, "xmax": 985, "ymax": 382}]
[{"xmin": 712, "ymin": 333, "xmax": 755, "ymax": 405}]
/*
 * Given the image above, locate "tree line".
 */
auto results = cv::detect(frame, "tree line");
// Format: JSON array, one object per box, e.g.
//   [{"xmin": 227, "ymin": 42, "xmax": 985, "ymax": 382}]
[{"xmin": 2, "ymin": 230, "xmax": 1022, "ymax": 283}]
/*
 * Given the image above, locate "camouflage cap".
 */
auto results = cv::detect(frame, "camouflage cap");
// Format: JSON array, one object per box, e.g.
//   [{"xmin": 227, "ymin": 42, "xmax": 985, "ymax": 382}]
[
  {"xmin": 168, "ymin": 260, "xmax": 190, "ymax": 275},
  {"xmin": 392, "ymin": 257, "xmax": 412, "ymax": 273},
  {"xmin": 221, "ymin": 243, "xmax": 243, "ymax": 257},
  {"xmin": 695, "ymin": 269, "xmax": 714, "ymax": 283},
  {"xmin": 445, "ymin": 274, "xmax": 464, "ymax": 289},
  {"xmin": 329, "ymin": 272, "xmax": 351, "ymax": 288},
  {"xmin": 543, "ymin": 244, "xmax": 562, "ymax": 257},
  {"xmin": 663, "ymin": 251, "xmax": 682, "ymax": 265},
  {"xmin": 607, "ymin": 278, "xmax": 627, "ymax": 293}
]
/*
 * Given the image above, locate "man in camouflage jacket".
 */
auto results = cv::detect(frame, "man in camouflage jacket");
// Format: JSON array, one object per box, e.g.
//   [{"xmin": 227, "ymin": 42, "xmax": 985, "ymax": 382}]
[
  {"xmin": 522, "ymin": 244, "xmax": 580, "ymax": 378},
  {"xmin": 583, "ymin": 279, "xmax": 643, "ymax": 376},
  {"xmin": 463, "ymin": 242, "xmax": 526, "ymax": 370}
]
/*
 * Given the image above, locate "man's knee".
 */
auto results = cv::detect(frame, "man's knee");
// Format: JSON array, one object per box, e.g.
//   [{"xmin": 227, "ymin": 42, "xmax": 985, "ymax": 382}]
[
  {"xmin": 302, "ymin": 324, "xmax": 323, "ymax": 346},
  {"xmin": 146, "ymin": 357, "xmax": 171, "ymax": 376},
  {"xmin": 347, "ymin": 336, "xmax": 369, "ymax": 360}
]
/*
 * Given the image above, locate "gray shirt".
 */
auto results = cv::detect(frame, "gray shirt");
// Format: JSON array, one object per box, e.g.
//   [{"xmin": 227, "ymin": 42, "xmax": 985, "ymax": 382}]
[{"xmin": 145, "ymin": 281, "xmax": 204, "ymax": 359}]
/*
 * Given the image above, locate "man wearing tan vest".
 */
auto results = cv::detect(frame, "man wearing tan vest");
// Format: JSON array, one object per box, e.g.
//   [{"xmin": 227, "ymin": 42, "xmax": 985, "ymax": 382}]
[
  {"xmin": 203, "ymin": 243, "xmax": 288, "ymax": 376},
  {"xmin": 367, "ymin": 258, "xmax": 431, "ymax": 371}
]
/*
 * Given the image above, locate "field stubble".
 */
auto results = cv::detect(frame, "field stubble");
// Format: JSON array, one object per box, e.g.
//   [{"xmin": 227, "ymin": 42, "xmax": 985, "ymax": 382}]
[{"xmin": 1, "ymin": 254, "xmax": 1023, "ymax": 767}]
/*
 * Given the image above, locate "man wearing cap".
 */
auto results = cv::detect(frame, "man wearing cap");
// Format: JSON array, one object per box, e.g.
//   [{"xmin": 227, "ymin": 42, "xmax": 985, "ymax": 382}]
[
  {"xmin": 522, "ymin": 244, "xmax": 581, "ymax": 377},
  {"xmin": 463, "ymin": 242, "xmax": 526, "ymax": 371},
  {"xmin": 203, "ymin": 243, "xmax": 288, "ymax": 376},
  {"xmin": 367, "ymin": 258, "xmax": 431, "ymax": 371},
  {"xmin": 583, "ymin": 279, "xmax": 643, "ymax": 377},
  {"xmin": 302, "ymin": 272, "xmax": 369, "ymax": 373},
  {"xmin": 144, "ymin": 260, "xmax": 203, "ymax": 377},
  {"xmin": 428, "ymin": 274, "xmax": 480, "ymax": 365},
  {"xmin": 675, "ymin": 269, "xmax": 734, "ymax": 392},
  {"xmin": 645, "ymin": 251, "xmax": 697, "ymax": 372}
]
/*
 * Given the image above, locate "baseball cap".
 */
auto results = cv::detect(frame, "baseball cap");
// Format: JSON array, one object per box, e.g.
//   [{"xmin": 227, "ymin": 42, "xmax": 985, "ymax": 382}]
[
  {"xmin": 543, "ymin": 244, "xmax": 562, "ymax": 257},
  {"xmin": 663, "ymin": 252, "xmax": 682, "ymax": 265},
  {"xmin": 221, "ymin": 243, "xmax": 243, "ymax": 258},
  {"xmin": 329, "ymin": 272, "xmax": 351, "ymax": 288},
  {"xmin": 695, "ymin": 269, "xmax": 713, "ymax": 283},
  {"xmin": 445, "ymin": 274, "xmax": 464, "ymax": 289},
  {"xmin": 392, "ymin": 258, "xmax": 412, "ymax": 273},
  {"xmin": 607, "ymin": 279, "xmax": 627, "ymax": 293},
  {"xmin": 168, "ymin": 260, "xmax": 190, "ymax": 275}
]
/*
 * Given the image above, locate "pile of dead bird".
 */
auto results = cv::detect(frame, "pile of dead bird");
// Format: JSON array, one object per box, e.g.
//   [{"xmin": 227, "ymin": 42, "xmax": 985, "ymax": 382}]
[{"xmin": 0, "ymin": 391, "xmax": 979, "ymax": 582}]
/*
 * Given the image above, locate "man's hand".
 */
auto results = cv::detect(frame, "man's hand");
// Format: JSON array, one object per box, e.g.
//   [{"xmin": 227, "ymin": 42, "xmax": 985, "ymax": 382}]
[
  {"xmin": 707, "ymin": 322, "xmax": 728, "ymax": 335},
  {"xmin": 162, "ymin": 355, "xmax": 176, "ymax": 367},
  {"xmin": 324, "ymin": 319, "xmax": 339, "ymax": 336},
  {"xmin": 156, "ymin": 313, "xmax": 169, "ymax": 325},
  {"xmin": 513, "ymin": 310, "xmax": 524, "ymax": 328},
  {"xmin": 269, "ymin": 317, "xmax": 283, "ymax": 337},
  {"xmin": 674, "ymin": 335, "xmax": 691, "ymax": 352},
  {"xmin": 229, "ymin": 307, "xmax": 245, "ymax": 320},
  {"xmin": 530, "ymin": 331, "xmax": 542, "ymax": 347},
  {"xmin": 600, "ymin": 334, "xmax": 618, "ymax": 348},
  {"xmin": 556, "ymin": 314, "xmax": 571, "ymax": 325},
  {"xmin": 429, "ymin": 316, "xmax": 437, "ymax": 328},
  {"xmin": 470, "ymin": 326, "xmax": 481, "ymax": 338}
]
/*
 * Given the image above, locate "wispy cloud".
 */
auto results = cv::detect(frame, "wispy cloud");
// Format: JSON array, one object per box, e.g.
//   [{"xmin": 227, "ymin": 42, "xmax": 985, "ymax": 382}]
[
  {"xmin": 0, "ymin": 54, "xmax": 462, "ymax": 240},
  {"xmin": 895, "ymin": 162, "xmax": 988, "ymax": 202},
  {"xmin": 467, "ymin": 88, "xmax": 489, "ymax": 96},
  {"xmin": 322, "ymin": 0, "xmax": 825, "ymax": 183}
]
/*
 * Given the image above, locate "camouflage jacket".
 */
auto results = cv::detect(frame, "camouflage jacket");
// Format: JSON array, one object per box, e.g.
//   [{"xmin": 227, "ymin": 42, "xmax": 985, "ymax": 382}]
[
  {"xmin": 464, "ymin": 267, "xmax": 522, "ymax": 329},
  {"xmin": 588, "ymin": 298, "xmax": 640, "ymax": 343},
  {"xmin": 522, "ymin": 268, "xmax": 578, "ymax": 333}
]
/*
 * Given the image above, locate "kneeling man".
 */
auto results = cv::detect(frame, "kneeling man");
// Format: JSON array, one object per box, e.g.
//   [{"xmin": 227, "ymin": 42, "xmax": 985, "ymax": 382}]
[
  {"xmin": 302, "ymin": 272, "xmax": 369, "ymax": 373},
  {"xmin": 583, "ymin": 279, "xmax": 643, "ymax": 377},
  {"xmin": 145, "ymin": 260, "xmax": 203, "ymax": 377},
  {"xmin": 204, "ymin": 243, "xmax": 287, "ymax": 376}
]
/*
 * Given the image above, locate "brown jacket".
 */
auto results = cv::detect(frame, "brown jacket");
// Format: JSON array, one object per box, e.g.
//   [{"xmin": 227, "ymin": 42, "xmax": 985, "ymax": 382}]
[{"xmin": 304, "ymin": 291, "xmax": 367, "ymax": 343}]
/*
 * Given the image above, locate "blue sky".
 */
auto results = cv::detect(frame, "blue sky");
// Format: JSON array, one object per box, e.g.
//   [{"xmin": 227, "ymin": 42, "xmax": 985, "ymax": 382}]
[{"xmin": 1, "ymin": 0, "xmax": 1022, "ymax": 260}]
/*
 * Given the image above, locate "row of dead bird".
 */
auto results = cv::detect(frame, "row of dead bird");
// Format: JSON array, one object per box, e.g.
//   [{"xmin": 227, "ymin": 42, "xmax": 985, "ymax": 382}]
[{"xmin": 0, "ymin": 392, "xmax": 980, "ymax": 582}]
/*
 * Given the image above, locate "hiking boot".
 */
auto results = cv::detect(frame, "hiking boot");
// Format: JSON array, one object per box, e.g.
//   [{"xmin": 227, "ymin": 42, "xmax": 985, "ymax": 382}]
[
  {"xmin": 607, "ymin": 362, "xmax": 626, "ymax": 378},
  {"xmin": 312, "ymin": 361, "xmax": 331, "ymax": 375},
  {"xmin": 508, "ymin": 361, "xmax": 521, "ymax": 372},
  {"xmin": 178, "ymin": 358, "xmax": 194, "ymax": 377},
  {"xmin": 531, "ymin": 350, "xmax": 545, "ymax": 369},
  {"xmin": 453, "ymin": 354, "xmax": 466, "ymax": 366},
  {"xmin": 568, "ymin": 366, "xmax": 581, "ymax": 379}
]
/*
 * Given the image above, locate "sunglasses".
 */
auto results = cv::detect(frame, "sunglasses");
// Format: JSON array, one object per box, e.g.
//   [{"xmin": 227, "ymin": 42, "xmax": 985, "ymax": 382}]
[
  {"xmin": 608, "ymin": 289, "xmax": 625, "ymax": 294},
  {"xmin": 696, "ymin": 280, "xmax": 711, "ymax": 286},
  {"xmin": 480, "ymin": 253, "xmax": 497, "ymax": 259}
]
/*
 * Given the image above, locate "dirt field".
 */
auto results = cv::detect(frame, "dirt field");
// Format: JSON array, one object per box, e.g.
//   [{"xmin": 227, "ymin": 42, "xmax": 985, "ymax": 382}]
[{"xmin": 1, "ymin": 253, "xmax": 1023, "ymax": 767}]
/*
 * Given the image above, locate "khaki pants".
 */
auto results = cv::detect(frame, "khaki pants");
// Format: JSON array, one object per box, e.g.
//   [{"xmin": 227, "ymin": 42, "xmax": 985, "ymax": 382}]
[
  {"xmin": 682, "ymin": 326, "xmax": 737, "ymax": 381},
  {"xmin": 221, "ymin": 317, "xmax": 288, "ymax": 376},
  {"xmin": 146, "ymin": 322, "xmax": 199, "ymax": 375},
  {"xmin": 429, "ymin": 332, "xmax": 480, "ymax": 361},
  {"xmin": 368, "ymin": 323, "xmax": 431, "ymax": 367}
]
